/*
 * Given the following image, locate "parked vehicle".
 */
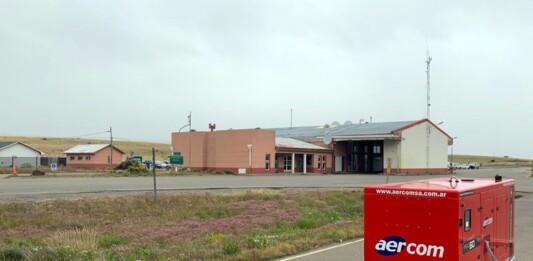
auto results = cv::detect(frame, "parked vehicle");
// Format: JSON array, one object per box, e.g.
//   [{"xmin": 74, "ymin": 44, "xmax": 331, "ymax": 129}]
[
  {"xmin": 449, "ymin": 162, "xmax": 480, "ymax": 170},
  {"xmin": 467, "ymin": 162, "xmax": 480, "ymax": 169},
  {"xmin": 155, "ymin": 161, "xmax": 171, "ymax": 170}
]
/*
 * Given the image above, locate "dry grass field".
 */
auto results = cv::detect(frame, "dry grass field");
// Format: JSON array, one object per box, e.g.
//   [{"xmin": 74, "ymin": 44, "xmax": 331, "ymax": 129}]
[
  {"xmin": 0, "ymin": 136, "xmax": 171, "ymax": 159},
  {"xmin": 2, "ymin": 135, "xmax": 531, "ymax": 168},
  {"xmin": 0, "ymin": 190, "xmax": 363, "ymax": 261},
  {"xmin": 450, "ymin": 154, "xmax": 532, "ymax": 166}
]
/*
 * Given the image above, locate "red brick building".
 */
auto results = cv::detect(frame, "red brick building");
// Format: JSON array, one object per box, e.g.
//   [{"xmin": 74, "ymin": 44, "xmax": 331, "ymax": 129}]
[{"xmin": 171, "ymin": 129, "xmax": 333, "ymax": 174}]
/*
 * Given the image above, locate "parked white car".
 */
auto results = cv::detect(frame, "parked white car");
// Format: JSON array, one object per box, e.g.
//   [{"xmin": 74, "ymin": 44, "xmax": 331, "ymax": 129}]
[{"xmin": 467, "ymin": 162, "xmax": 480, "ymax": 169}]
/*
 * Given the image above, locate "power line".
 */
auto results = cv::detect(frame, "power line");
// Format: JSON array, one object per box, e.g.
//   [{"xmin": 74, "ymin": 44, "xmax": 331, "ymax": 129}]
[{"xmin": 73, "ymin": 130, "xmax": 110, "ymax": 138}]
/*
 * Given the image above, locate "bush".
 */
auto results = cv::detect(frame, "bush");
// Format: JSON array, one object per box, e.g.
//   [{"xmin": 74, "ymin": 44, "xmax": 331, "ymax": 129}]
[
  {"xmin": 222, "ymin": 240, "xmax": 240, "ymax": 255},
  {"xmin": 0, "ymin": 247, "xmax": 24, "ymax": 261},
  {"xmin": 97, "ymin": 234, "xmax": 131, "ymax": 249},
  {"xmin": 224, "ymin": 170, "xmax": 234, "ymax": 175},
  {"xmin": 20, "ymin": 163, "xmax": 33, "ymax": 168},
  {"xmin": 245, "ymin": 234, "xmax": 269, "ymax": 249},
  {"xmin": 127, "ymin": 161, "xmax": 148, "ymax": 173},
  {"xmin": 31, "ymin": 170, "xmax": 46, "ymax": 176}
]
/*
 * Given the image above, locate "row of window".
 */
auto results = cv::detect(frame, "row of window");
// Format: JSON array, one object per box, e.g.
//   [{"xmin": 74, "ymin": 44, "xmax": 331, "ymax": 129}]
[
  {"xmin": 351, "ymin": 145, "xmax": 382, "ymax": 154},
  {"xmin": 270, "ymin": 154, "xmax": 327, "ymax": 171},
  {"xmin": 69, "ymin": 155, "xmax": 92, "ymax": 161}
]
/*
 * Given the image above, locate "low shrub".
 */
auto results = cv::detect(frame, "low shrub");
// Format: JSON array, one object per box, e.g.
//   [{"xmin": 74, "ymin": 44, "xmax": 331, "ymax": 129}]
[
  {"xmin": 245, "ymin": 234, "xmax": 270, "ymax": 249},
  {"xmin": 31, "ymin": 170, "xmax": 45, "ymax": 176},
  {"xmin": 20, "ymin": 163, "xmax": 33, "ymax": 168},
  {"xmin": 222, "ymin": 239, "xmax": 240, "ymax": 255},
  {"xmin": 224, "ymin": 170, "xmax": 234, "ymax": 175},
  {"xmin": 0, "ymin": 247, "xmax": 24, "ymax": 261},
  {"xmin": 133, "ymin": 246, "xmax": 158, "ymax": 259},
  {"xmin": 97, "ymin": 234, "xmax": 132, "ymax": 249},
  {"xmin": 127, "ymin": 161, "xmax": 148, "ymax": 173}
]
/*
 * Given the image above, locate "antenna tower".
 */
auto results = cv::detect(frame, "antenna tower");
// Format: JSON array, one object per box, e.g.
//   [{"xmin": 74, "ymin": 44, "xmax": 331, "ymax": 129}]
[
  {"xmin": 426, "ymin": 45, "xmax": 432, "ymax": 120},
  {"xmin": 425, "ymin": 44, "xmax": 432, "ymax": 173}
]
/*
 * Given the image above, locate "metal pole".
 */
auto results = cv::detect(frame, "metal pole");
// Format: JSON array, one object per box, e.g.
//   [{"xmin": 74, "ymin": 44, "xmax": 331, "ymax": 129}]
[
  {"xmin": 110, "ymin": 126, "xmax": 113, "ymax": 166},
  {"xmin": 425, "ymin": 47, "xmax": 432, "ymax": 174},
  {"xmin": 188, "ymin": 111, "xmax": 191, "ymax": 132},
  {"xmin": 451, "ymin": 137, "xmax": 457, "ymax": 167},
  {"xmin": 152, "ymin": 148, "xmax": 157, "ymax": 201},
  {"xmin": 247, "ymin": 144, "xmax": 252, "ymax": 175},
  {"xmin": 290, "ymin": 108, "xmax": 293, "ymax": 129}
]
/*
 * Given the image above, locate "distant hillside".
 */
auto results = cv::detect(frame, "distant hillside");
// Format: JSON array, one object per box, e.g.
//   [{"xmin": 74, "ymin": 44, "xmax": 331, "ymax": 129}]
[
  {"xmin": 0, "ymin": 136, "xmax": 171, "ymax": 160},
  {"xmin": 450, "ymin": 154, "xmax": 532, "ymax": 166},
  {"xmin": 2, "ymin": 136, "xmax": 531, "ymax": 166}
]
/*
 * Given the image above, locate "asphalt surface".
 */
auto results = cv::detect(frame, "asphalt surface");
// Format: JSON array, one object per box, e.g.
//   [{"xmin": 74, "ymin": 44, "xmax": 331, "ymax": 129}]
[{"xmin": 1, "ymin": 167, "xmax": 532, "ymax": 260}]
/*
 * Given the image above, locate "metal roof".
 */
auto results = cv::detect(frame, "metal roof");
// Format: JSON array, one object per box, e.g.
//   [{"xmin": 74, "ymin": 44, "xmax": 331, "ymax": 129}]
[
  {"xmin": 275, "ymin": 137, "xmax": 330, "ymax": 150},
  {"xmin": 64, "ymin": 144, "xmax": 113, "ymax": 154},
  {"xmin": 0, "ymin": 142, "xmax": 16, "ymax": 150},
  {"xmin": 271, "ymin": 120, "xmax": 416, "ymax": 140},
  {"xmin": 0, "ymin": 141, "xmax": 44, "ymax": 154}
]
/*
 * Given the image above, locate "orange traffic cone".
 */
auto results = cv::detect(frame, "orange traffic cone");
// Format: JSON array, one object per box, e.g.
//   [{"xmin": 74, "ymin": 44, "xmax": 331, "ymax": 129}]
[{"xmin": 12, "ymin": 165, "xmax": 17, "ymax": 176}]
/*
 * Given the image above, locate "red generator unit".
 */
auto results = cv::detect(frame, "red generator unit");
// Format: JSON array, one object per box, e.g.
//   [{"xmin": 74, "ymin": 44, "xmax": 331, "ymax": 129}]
[{"xmin": 364, "ymin": 176, "xmax": 515, "ymax": 261}]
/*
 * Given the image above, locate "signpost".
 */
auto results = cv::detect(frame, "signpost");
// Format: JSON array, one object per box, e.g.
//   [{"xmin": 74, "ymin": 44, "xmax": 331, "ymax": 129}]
[
  {"xmin": 50, "ymin": 162, "xmax": 58, "ymax": 176},
  {"xmin": 169, "ymin": 152, "xmax": 184, "ymax": 173},
  {"xmin": 385, "ymin": 158, "xmax": 392, "ymax": 183}
]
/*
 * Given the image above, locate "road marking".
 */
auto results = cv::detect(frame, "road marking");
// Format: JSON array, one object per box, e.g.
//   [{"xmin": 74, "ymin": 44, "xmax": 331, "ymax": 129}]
[{"xmin": 279, "ymin": 238, "xmax": 364, "ymax": 261}]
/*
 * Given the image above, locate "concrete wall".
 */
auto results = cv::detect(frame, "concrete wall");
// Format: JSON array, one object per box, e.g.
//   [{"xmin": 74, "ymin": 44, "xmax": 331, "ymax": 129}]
[
  {"xmin": 399, "ymin": 121, "xmax": 448, "ymax": 173},
  {"xmin": 0, "ymin": 144, "xmax": 41, "ymax": 167},
  {"xmin": 383, "ymin": 140, "xmax": 400, "ymax": 172},
  {"xmin": 0, "ymin": 144, "xmax": 41, "ymax": 157}
]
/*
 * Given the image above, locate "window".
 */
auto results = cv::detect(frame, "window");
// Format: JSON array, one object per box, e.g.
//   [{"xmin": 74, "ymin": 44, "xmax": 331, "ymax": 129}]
[
  {"xmin": 77, "ymin": 156, "xmax": 83, "ymax": 160},
  {"xmin": 284, "ymin": 155, "xmax": 292, "ymax": 171},
  {"xmin": 464, "ymin": 209, "xmax": 471, "ymax": 232},
  {"xmin": 70, "ymin": 156, "xmax": 75, "ymax": 160},
  {"xmin": 265, "ymin": 154, "xmax": 271, "ymax": 171},
  {"xmin": 373, "ymin": 146, "xmax": 381, "ymax": 154},
  {"xmin": 318, "ymin": 155, "xmax": 324, "ymax": 170},
  {"xmin": 86, "ymin": 156, "xmax": 91, "ymax": 160},
  {"xmin": 323, "ymin": 155, "xmax": 327, "ymax": 170}
]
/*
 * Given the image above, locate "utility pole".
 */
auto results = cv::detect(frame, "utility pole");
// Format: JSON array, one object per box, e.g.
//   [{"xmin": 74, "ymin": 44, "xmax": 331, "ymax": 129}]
[
  {"xmin": 290, "ymin": 108, "xmax": 293, "ymax": 129},
  {"xmin": 188, "ymin": 111, "xmax": 192, "ymax": 167},
  {"xmin": 188, "ymin": 111, "xmax": 192, "ymax": 132},
  {"xmin": 426, "ymin": 45, "xmax": 432, "ymax": 120},
  {"xmin": 109, "ymin": 126, "xmax": 113, "ymax": 166}
]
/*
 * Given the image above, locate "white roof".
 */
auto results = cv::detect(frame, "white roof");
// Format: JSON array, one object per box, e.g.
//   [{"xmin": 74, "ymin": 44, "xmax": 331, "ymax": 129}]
[
  {"xmin": 275, "ymin": 137, "xmax": 329, "ymax": 150},
  {"xmin": 64, "ymin": 144, "xmax": 110, "ymax": 154}
]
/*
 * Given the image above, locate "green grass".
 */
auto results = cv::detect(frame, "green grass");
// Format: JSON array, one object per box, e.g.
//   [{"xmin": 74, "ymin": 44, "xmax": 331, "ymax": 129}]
[{"xmin": 0, "ymin": 190, "xmax": 363, "ymax": 260}]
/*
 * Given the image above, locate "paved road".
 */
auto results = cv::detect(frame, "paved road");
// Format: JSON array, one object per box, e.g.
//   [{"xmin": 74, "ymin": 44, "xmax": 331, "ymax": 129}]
[
  {"xmin": 1, "ymin": 167, "xmax": 532, "ymax": 260},
  {"xmin": 1, "ymin": 167, "xmax": 531, "ymax": 202},
  {"xmin": 278, "ymin": 167, "xmax": 533, "ymax": 260}
]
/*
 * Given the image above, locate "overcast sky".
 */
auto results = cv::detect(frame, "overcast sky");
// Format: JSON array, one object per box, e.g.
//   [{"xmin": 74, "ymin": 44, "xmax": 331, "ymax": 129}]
[{"xmin": 1, "ymin": 1, "xmax": 532, "ymax": 159}]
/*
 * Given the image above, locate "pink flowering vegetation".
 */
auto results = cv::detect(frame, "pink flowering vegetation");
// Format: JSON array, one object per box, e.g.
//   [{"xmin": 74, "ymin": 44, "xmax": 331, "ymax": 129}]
[{"xmin": 0, "ymin": 190, "xmax": 363, "ymax": 260}]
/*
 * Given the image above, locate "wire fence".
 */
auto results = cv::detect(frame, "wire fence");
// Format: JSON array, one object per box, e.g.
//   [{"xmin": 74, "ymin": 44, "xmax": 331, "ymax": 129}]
[{"xmin": 0, "ymin": 157, "xmax": 66, "ymax": 167}]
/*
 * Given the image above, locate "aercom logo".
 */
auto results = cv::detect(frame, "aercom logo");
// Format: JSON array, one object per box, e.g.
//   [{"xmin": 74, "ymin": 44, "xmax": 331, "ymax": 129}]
[{"xmin": 375, "ymin": 236, "xmax": 445, "ymax": 258}]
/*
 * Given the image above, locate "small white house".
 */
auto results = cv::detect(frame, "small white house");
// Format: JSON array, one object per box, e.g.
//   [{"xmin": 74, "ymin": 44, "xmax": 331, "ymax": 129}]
[{"xmin": 0, "ymin": 142, "xmax": 43, "ymax": 167}]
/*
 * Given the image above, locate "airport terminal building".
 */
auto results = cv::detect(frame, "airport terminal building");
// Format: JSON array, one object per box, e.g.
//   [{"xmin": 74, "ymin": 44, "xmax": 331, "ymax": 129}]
[{"xmin": 171, "ymin": 119, "xmax": 453, "ymax": 174}]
